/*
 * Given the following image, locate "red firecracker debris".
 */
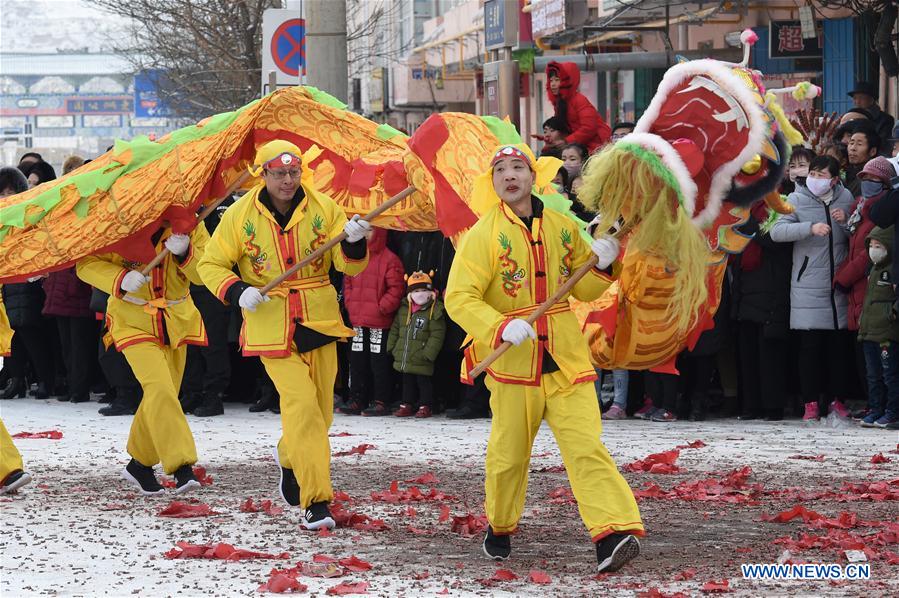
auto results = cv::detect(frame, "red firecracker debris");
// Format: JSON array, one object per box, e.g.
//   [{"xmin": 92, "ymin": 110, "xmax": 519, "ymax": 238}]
[
  {"xmin": 333, "ymin": 444, "xmax": 376, "ymax": 457},
  {"xmin": 330, "ymin": 502, "xmax": 390, "ymax": 532},
  {"xmin": 675, "ymin": 440, "xmax": 707, "ymax": 449},
  {"xmin": 412, "ymin": 570, "xmax": 430, "ymax": 580},
  {"xmin": 12, "ymin": 430, "xmax": 63, "ymax": 439},
  {"xmin": 165, "ymin": 542, "xmax": 289, "ymax": 561},
  {"xmin": 528, "ymin": 569, "xmax": 551, "ymax": 584},
  {"xmin": 761, "ymin": 505, "xmax": 823, "ymax": 524},
  {"xmin": 624, "ymin": 450, "xmax": 682, "ymax": 474},
  {"xmin": 370, "ymin": 480, "xmax": 454, "ymax": 503},
  {"xmin": 318, "ymin": 527, "xmax": 333, "ymax": 538},
  {"xmin": 241, "ymin": 498, "xmax": 284, "ymax": 516},
  {"xmin": 333, "ymin": 490, "xmax": 351, "ymax": 502},
  {"xmin": 156, "ymin": 501, "xmax": 220, "ymax": 518},
  {"xmin": 871, "ymin": 453, "xmax": 892, "ymax": 464},
  {"xmin": 672, "ymin": 568, "xmax": 697, "ymax": 581},
  {"xmin": 326, "ymin": 581, "xmax": 369, "ymax": 595},
  {"xmin": 438, "ymin": 504, "xmax": 451, "ymax": 522},
  {"xmin": 532, "ymin": 464, "xmax": 566, "ymax": 473},
  {"xmin": 788, "ymin": 454, "xmax": 826, "ymax": 462},
  {"xmin": 639, "ymin": 589, "xmax": 690, "ymax": 598},
  {"xmin": 258, "ymin": 572, "xmax": 307, "ymax": 594},
  {"xmin": 407, "ymin": 525, "xmax": 433, "ymax": 536},
  {"xmin": 329, "ymin": 432, "xmax": 354, "ymax": 437},
  {"xmin": 405, "ymin": 472, "xmax": 438, "ymax": 485},
  {"xmin": 338, "ymin": 556, "xmax": 372, "ymax": 573},
  {"xmin": 548, "ymin": 485, "xmax": 576, "ymax": 504},
  {"xmin": 701, "ymin": 579, "xmax": 731, "ymax": 593},
  {"xmin": 450, "ymin": 512, "xmax": 488, "ymax": 537}
]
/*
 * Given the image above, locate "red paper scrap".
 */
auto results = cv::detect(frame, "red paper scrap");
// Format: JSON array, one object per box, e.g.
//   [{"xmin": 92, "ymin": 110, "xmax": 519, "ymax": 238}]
[
  {"xmin": 12, "ymin": 430, "xmax": 62, "ymax": 439},
  {"xmin": 165, "ymin": 542, "xmax": 289, "ymax": 561},
  {"xmin": 326, "ymin": 581, "xmax": 370, "ymax": 595},
  {"xmin": 701, "ymin": 579, "xmax": 731, "ymax": 593},
  {"xmin": 624, "ymin": 449, "xmax": 682, "ymax": 474},
  {"xmin": 675, "ymin": 440, "xmax": 707, "ymax": 449},
  {"xmin": 156, "ymin": 501, "xmax": 220, "ymax": 518},
  {"xmin": 333, "ymin": 444, "xmax": 376, "ymax": 457},
  {"xmin": 450, "ymin": 512, "xmax": 488, "ymax": 537},
  {"xmin": 871, "ymin": 453, "xmax": 892, "ymax": 464},
  {"xmin": 528, "ymin": 569, "xmax": 551, "ymax": 584}
]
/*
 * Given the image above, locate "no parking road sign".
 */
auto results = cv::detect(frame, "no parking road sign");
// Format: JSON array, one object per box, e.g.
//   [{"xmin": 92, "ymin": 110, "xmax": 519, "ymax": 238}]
[{"xmin": 262, "ymin": 8, "xmax": 306, "ymax": 94}]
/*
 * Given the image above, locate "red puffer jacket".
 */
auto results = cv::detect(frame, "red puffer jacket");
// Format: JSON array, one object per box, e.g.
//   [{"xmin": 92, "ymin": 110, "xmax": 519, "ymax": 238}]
[
  {"xmin": 834, "ymin": 193, "xmax": 884, "ymax": 331},
  {"xmin": 42, "ymin": 267, "xmax": 94, "ymax": 318},
  {"xmin": 546, "ymin": 61, "xmax": 611, "ymax": 153},
  {"xmin": 344, "ymin": 228, "xmax": 405, "ymax": 329}
]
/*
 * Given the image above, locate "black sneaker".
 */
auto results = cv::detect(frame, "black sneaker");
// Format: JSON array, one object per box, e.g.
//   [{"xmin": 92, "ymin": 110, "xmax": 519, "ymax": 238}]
[
  {"xmin": 121, "ymin": 459, "xmax": 165, "ymax": 496},
  {"xmin": 99, "ymin": 390, "xmax": 140, "ymax": 416},
  {"xmin": 300, "ymin": 501, "xmax": 336, "ymax": 530},
  {"xmin": 448, "ymin": 405, "xmax": 488, "ymax": 420},
  {"xmin": 482, "ymin": 526, "xmax": 511, "ymax": 561},
  {"xmin": 273, "ymin": 446, "xmax": 300, "ymax": 507},
  {"xmin": 596, "ymin": 533, "xmax": 641, "ymax": 573},
  {"xmin": 0, "ymin": 470, "xmax": 33, "ymax": 494},
  {"xmin": 338, "ymin": 399, "xmax": 364, "ymax": 415},
  {"xmin": 179, "ymin": 391, "xmax": 203, "ymax": 414},
  {"xmin": 173, "ymin": 465, "xmax": 201, "ymax": 495},
  {"xmin": 361, "ymin": 401, "xmax": 389, "ymax": 417}
]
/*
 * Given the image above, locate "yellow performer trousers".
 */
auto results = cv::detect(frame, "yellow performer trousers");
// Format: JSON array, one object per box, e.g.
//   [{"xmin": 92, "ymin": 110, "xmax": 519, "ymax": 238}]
[
  {"xmin": 485, "ymin": 371, "xmax": 644, "ymax": 541},
  {"xmin": 262, "ymin": 343, "xmax": 337, "ymax": 509},
  {"xmin": 121, "ymin": 342, "xmax": 197, "ymax": 474},
  {"xmin": 0, "ymin": 418, "xmax": 24, "ymax": 483}
]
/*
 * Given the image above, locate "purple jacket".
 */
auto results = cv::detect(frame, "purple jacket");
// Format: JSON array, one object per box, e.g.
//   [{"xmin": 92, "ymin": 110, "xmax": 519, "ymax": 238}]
[{"xmin": 42, "ymin": 267, "xmax": 94, "ymax": 318}]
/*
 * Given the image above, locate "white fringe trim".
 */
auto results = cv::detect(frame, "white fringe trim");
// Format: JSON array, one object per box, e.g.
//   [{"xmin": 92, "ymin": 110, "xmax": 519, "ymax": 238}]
[{"xmin": 634, "ymin": 59, "xmax": 769, "ymax": 229}]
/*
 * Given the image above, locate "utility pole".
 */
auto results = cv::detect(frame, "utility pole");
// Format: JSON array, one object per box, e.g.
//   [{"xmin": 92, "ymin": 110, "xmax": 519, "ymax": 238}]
[{"xmin": 304, "ymin": 0, "xmax": 348, "ymax": 103}]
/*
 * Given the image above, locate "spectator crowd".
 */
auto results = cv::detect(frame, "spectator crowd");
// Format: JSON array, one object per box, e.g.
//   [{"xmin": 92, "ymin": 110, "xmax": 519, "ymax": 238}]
[{"xmin": 2, "ymin": 73, "xmax": 898, "ymax": 431}]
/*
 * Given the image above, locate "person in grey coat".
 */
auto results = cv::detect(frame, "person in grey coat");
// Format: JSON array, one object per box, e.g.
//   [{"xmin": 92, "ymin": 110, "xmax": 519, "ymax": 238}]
[{"xmin": 770, "ymin": 155, "xmax": 856, "ymax": 420}]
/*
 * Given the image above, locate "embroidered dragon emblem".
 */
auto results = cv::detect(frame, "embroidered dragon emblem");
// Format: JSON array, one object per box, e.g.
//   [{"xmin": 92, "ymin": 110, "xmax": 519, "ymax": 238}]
[
  {"xmin": 304, "ymin": 214, "xmax": 327, "ymax": 271},
  {"xmin": 498, "ymin": 232, "xmax": 525, "ymax": 297},
  {"xmin": 559, "ymin": 228, "xmax": 574, "ymax": 279},
  {"xmin": 242, "ymin": 220, "xmax": 268, "ymax": 276}
]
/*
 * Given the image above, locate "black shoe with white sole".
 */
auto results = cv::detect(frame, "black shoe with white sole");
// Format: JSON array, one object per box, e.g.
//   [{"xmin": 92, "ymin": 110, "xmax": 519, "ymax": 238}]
[
  {"xmin": 173, "ymin": 465, "xmax": 201, "ymax": 495},
  {"xmin": 0, "ymin": 470, "xmax": 33, "ymax": 494},
  {"xmin": 122, "ymin": 459, "xmax": 165, "ymax": 496},
  {"xmin": 273, "ymin": 447, "xmax": 300, "ymax": 507},
  {"xmin": 482, "ymin": 526, "xmax": 512, "ymax": 561},
  {"xmin": 300, "ymin": 501, "xmax": 336, "ymax": 530},
  {"xmin": 596, "ymin": 533, "xmax": 641, "ymax": 573}
]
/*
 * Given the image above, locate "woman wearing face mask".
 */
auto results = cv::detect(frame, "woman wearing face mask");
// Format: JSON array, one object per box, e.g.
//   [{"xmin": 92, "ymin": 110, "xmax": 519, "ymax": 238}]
[
  {"xmin": 834, "ymin": 158, "xmax": 897, "ymax": 404},
  {"xmin": 771, "ymin": 155, "xmax": 856, "ymax": 421}
]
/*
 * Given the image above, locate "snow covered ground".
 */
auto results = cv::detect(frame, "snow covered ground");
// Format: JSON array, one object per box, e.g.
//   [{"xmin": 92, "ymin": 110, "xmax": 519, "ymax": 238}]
[{"xmin": 1, "ymin": 397, "xmax": 897, "ymax": 597}]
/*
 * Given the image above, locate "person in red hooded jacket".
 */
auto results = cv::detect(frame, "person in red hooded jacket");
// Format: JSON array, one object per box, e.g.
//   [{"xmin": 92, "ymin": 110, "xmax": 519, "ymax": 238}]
[
  {"xmin": 545, "ymin": 61, "xmax": 611, "ymax": 154},
  {"xmin": 341, "ymin": 227, "xmax": 406, "ymax": 416}
]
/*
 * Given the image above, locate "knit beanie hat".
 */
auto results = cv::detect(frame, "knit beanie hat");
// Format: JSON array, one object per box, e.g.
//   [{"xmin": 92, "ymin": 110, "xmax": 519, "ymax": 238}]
[
  {"xmin": 405, "ymin": 270, "xmax": 434, "ymax": 293},
  {"xmin": 860, "ymin": 156, "xmax": 897, "ymax": 183}
]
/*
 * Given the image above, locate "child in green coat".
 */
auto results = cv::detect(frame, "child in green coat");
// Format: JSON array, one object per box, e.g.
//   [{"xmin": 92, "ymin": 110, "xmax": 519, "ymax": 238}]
[
  {"xmin": 858, "ymin": 226, "xmax": 899, "ymax": 427},
  {"xmin": 387, "ymin": 271, "xmax": 446, "ymax": 418}
]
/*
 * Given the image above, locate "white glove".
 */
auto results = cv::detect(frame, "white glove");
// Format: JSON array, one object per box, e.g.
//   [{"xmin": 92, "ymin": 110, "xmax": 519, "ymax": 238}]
[
  {"xmin": 26, "ymin": 275, "xmax": 44, "ymax": 283},
  {"xmin": 591, "ymin": 235, "xmax": 620, "ymax": 270},
  {"xmin": 121, "ymin": 270, "xmax": 149, "ymax": 293},
  {"xmin": 501, "ymin": 318, "xmax": 537, "ymax": 346},
  {"xmin": 343, "ymin": 214, "xmax": 371, "ymax": 243},
  {"xmin": 238, "ymin": 287, "xmax": 270, "ymax": 312},
  {"xmin": 164, "ymin": 233, "xmax": 190, "ymax": 256}
]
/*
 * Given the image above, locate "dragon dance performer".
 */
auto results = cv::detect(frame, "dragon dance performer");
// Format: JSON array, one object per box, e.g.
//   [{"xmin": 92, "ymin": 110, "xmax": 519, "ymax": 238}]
[
  {"xmin": 76, "ymin": 223, "xmax": 209, "ymax": 496},
  {"xmin": 445, "ymin": 144, "xmax": 643, "ymax": 572},
  {"xmin": 198, "ymin": 140, "xmax": 370, "ymax": 530},
  {"xmin": 1, "ymin": 291, "xmax": 32, "ymax": 495}
]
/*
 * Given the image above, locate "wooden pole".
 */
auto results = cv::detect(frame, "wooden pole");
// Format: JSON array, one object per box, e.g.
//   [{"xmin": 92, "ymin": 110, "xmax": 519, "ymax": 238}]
[
  {"xmin": 259, "ymin": 185, "xmax": 416, "ymax": 295},
  {"xmin": 468, "ymin": 255, "xmax": 600, "ymax": 379},
  {"xmin": 137, "ymin": 171, "xmax": 250, "ymax": 276}
]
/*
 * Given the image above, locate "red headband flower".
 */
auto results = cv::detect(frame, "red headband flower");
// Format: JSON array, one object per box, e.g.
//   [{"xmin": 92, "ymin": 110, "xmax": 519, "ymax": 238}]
[{"xmin": 490, "ymin": 146, "xmax": 532, "ymax": 168}]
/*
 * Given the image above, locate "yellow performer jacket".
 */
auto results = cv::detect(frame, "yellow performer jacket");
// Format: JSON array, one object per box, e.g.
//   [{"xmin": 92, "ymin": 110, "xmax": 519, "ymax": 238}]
[
  {"xmin": 0, "ymin": 289, "xmax": 12, "ymax": 357},
  {"xmin": 198, "ymin": 182, "xmax": 368, "ymax": 357},
  {"xmin": 76, "ymin": 227, "xmax": 209, "ymax": 350},
  {"xmin": 446, "ymin": 198, "xmax": 615, "ymax": 386}
]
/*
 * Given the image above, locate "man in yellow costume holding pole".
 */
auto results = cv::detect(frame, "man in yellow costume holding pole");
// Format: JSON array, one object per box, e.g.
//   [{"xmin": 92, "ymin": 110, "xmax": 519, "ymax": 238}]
[
  {"xmin": 445, "ymin": 144, "xmax": 643, "ymax": 572},
  {"xmin": 76, "ymin": 224, "xmax": 209, "ymax": 496},
  {"xmin": 199, "ymin": 140, "xmax": 370, "ymax": 530},
  {"xmin": 1, "ymin": 289, "xmax": 32, "ymax": 495}
]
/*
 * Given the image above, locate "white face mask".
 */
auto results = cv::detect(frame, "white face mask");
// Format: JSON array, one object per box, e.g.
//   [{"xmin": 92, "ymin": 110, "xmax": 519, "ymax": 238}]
[
  {"xmin": 870, "ymin": 246, "xmax": 888, "ymax": 264},
  {"xmin": 410, "ymin": 290, "xmax": 432, "ymax": 305},
  {"xmin": 805, "ymin": 176, "xmax": 833, "ymax": 197}
]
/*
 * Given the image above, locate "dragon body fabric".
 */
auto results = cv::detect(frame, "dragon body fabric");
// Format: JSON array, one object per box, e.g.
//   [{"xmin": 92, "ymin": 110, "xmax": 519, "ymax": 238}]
[{"xmin": 574, "ymin": 38, "xmax": 810, "ymax": 371}]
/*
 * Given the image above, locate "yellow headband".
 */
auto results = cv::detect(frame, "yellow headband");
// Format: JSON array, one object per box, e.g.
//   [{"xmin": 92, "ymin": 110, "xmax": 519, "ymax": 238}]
[{"xmin": 249, "ymin": 139, "xmax": 323, "ymax": 183}]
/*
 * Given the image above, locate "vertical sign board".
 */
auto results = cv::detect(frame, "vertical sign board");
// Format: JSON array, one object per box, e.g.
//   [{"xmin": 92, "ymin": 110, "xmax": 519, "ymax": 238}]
[
  {"xmin": 485, "ymin": 0, "xmax": 519, "ymax": 50},
  {"xmin": 262, "ymin": 8, "xmax": 306, "ymax": 95},
  {"xmin": 134, "ymin": 71, "xmax": 172, "ymax": 118}
]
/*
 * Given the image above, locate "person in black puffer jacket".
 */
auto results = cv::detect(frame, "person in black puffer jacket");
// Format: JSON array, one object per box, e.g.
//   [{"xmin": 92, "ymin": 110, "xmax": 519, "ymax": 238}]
[
  {"xmin": 0, "ymin": 166, "xmax": 57, "ymax": 400},
  {"xmin": 731, "ymin": 202, "xmax": 793, "ymax": 420}
]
